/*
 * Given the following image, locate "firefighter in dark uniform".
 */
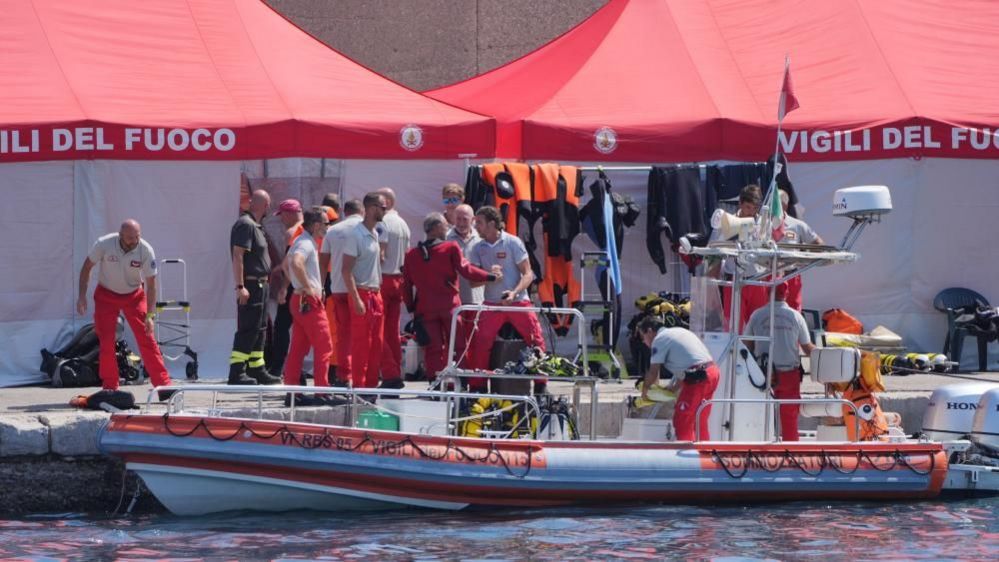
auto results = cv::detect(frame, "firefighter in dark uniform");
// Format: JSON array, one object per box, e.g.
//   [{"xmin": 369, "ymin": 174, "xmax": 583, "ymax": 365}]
[{"xmin": 229, "ymin": 190, "xmax": 281, "ymax": 385}]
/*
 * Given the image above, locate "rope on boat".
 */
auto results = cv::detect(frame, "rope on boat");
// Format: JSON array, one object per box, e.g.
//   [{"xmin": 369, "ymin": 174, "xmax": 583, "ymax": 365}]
[
  {"xmin": 709, "ymin": 447, "xmax": 937, "ymax": 479},
  {"xmin": 153, "ymin": 414, "xmax": 537, "ymax": 478}
]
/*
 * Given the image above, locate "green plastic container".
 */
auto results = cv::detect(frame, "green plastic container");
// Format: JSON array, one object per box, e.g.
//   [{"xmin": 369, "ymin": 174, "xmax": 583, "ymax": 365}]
[{"xmin": 357, "ymin": 410, "xmax": 399, "ymax": 431}]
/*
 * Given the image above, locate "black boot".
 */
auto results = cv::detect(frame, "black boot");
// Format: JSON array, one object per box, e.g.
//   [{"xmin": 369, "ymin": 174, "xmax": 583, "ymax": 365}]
[
  {"xmin": 228, "ymin": 366, "xmax": 258, "ymax": 386},
  {"xmin": 248, "ymin": 368, "xmax": 282, "ymax": 385}
]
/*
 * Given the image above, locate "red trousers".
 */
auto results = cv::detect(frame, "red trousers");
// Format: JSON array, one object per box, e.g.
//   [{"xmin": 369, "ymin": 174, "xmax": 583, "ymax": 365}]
[
  {"xmin": 93, "ymin": 285, "xmax": 171, "ymax": 390},
  {"xmin": 673, "ymin": 363, "xmax": 720, "ymax": 441},
  {"xmin": 722, "ymin": 285, "xmax": 769, "ymax": 333},
  {"xmin": 283, "ymin": 294, "xmax": 332, "ymax": 387},
  {"xmin": 773, "ymin": 368, "xmax": 802, "ymax": 441},
  {"xmin": 785, "ymin": 275, "xmax": 803, "ymax": 311},
  {"xmin": 419, "ymin": 308, "xmax": 456, "ymax": 381},
  {"xmin": 349, "ymin": 289, "xmax": 384, "ymax": 388},
  {"xmin": 380, "ymin": 274, "xmax": 404, "ymax": 381},
  {"xmin": 332, "ymin": 294, "xmax": 352, "ymax": 384},
  {"xmin": 324, "ymin": 295, "xmax": 338, "ymax": 366},
  {"xmin": 455, "ymin": 310, "xmax": 476, "ymax": 368},
  {"xmin": 468, "ymin": 301, "xmax": 545, "ymax": 389}
]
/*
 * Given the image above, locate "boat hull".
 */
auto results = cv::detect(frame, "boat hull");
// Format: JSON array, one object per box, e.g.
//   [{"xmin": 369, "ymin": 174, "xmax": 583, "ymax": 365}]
[{"xmin": 100, "ymin": 414, "xmax": 948, "ymax": 515}]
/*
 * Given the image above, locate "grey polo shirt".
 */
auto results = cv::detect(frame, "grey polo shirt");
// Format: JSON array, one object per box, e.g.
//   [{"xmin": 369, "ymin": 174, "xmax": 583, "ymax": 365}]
[
  {"xmin": 781, "ymin": 216, "xmax": 819, "ymax": 245},
  {"xmin": 379, "ymin": 210, "xmax": 411, "ymax": 276},
  {"xmin": 469, "ymin": 231, "xmax": 529, "ymax": 302},
  {"xmin": 287, "ymin": 234, "xmax": 322, "ymax": 293},
  {"xmin": 746, "ymin": 301, "xmax": 811, "ymax": 369},
  {"xmin": 446, "ymin": 227, "xmax": 484, "ymax": 304},
  {"xmin": 649, "ymin": 327, "xmax": 714, "ymax": 377},
  {"xmin": 321, "ymin": 214, "xmax": 362, "ymax": 294},
  {"xmin": 88, "ymin": 233, "xmax": 157, "ymax": 294},
  {"xmin": 343, "ymin": 221, "xmax": 382, "ymax": 290}
]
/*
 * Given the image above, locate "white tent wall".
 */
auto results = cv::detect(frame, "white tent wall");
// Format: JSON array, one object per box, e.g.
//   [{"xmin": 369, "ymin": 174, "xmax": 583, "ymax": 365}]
[{"xmin": 0, "ymin": 160, "xmax": 240, "ymax": 387}]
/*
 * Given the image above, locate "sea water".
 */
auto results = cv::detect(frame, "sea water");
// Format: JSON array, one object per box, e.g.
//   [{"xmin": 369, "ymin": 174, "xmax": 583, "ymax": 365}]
[{"xmin": 1, "ymin": 498, "xmax": 996, "ymax": 561}]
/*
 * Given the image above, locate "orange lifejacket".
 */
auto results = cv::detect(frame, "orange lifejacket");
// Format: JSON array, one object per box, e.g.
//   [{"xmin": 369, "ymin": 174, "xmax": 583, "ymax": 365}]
[{"xmin": 842, "ymin": 387, "xmax": 889, "ymax": 441}]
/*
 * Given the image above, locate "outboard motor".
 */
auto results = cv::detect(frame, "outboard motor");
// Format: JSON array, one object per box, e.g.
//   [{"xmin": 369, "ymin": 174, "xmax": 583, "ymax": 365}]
[
  {"xmin": 921, "ymin": 382, "xmax": 999, "ymax": 441},
  {"xmin": 971, "ymin": 387, "xmax": 999, "ymax": 456}
]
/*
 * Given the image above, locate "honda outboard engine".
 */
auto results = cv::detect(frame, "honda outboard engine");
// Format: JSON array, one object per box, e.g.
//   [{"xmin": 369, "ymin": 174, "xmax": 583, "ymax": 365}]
[
  {"xmin": 971, "ymin": 387, "xmax": 999, "ymax": 456},
  {"xmin": 922, "ymin": 382, "xmax": 999, "ymax": 441}
]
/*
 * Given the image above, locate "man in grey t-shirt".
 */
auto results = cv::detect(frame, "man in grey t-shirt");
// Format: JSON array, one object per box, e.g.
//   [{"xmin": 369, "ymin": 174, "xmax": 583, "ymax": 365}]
[
  {"xmin": 342, "ymin": 192, "xmax": 388, "ymax": 390},
  {"xmin": 745, "ymin": 282, "xmax": 815, "ymax": 441},
  {"xmin": 76, "ymin": 219, "xmax": 172, "ymax": 394},
  {"xmin": 778, "ymin": 189, "xmax": 823, "ymax": 311},
  {"xmin": 638, "ymin": 318, "xmax": 719, "ymax": 441},
  {"xmin": 282, "ymin": 207, "xmax": 333, "ymax": 394},
  {"xmin": 465, "ymin": 206, "xmax": 546, "ymax": 392}
]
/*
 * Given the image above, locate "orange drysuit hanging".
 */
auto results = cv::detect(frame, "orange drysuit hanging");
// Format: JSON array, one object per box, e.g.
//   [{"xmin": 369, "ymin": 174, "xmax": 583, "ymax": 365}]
[{"xmin": 534, "ymin": 163, "xmax": 582, "ymax": 335}]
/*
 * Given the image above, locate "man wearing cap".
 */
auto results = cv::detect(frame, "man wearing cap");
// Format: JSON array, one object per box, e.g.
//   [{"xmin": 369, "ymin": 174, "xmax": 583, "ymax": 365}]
[
  {"xmin": 638, "ymin": 317, "xmax": 720, "ymax": 441},
  {"xmin": 283, "ymin": 207, "xmax": 334, "ymax": 398},
  {"xmin": 403, "ymin": 212, "xmax": 497, "ymax": 382},
  {"xmin": 467, "ymin": 206, "xmax": 545, "ymax": 392},
  {"xmin": 319, "ymin": 198, "xmax": 363, "ymax": 386},
  {"xmin": 342, "ymin": 192, "xmax": 388, "ymax": 390},
  {"xmin": 228, "ymin": 190, "xmax": 281, "ymax": 385},
  {"xmin": 267, "ymin": 198, "xmax": 304, "ymax": 378},
  {"xmin": 375, "ymin": 187, "xmax": 411, "ymax": 391},
  {"xmin": 76, "ymin": 219, "xmax": 173, "ymax": 395},
  {"xmin": 745, "ymin": 282, "xmax": 815, "ymax": 441}
]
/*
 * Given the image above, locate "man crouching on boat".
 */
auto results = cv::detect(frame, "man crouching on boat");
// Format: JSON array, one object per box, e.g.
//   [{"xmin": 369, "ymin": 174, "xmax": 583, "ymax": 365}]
[{"xmin": 638, "ymin": 317, "xmax": 720, "ymax": 441}]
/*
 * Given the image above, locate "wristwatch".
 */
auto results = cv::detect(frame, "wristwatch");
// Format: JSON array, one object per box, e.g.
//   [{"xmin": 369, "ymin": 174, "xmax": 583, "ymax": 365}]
[{"xmin": 236, "ymin": 284, "xmax": 244, "ymax": 290}]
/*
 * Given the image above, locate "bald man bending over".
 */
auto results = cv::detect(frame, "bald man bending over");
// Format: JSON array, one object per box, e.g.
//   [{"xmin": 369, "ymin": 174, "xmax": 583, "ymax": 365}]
[{"xmin": 77, "ymin": 219, "xmax": 173, "ymax": 395}]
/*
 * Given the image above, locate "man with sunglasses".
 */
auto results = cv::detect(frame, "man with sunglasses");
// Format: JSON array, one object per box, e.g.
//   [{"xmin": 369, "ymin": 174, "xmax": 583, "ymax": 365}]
[
  {"xmin": 342, "ymin": 192, "xmax": 388, "ymax": 390},
  {"xmin": 442, "ymin": 183, "xmax": 464, "ymax": 226},
  {"xmin": 282, "ymin": 207, "xmax": 334, "ymax": 401}
]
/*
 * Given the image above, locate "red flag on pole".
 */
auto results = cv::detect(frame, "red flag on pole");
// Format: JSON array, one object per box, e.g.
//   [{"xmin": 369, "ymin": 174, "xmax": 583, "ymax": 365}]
[{"xmin": 777, "ymin": 61, "xmax": 799, "ymax": 122}]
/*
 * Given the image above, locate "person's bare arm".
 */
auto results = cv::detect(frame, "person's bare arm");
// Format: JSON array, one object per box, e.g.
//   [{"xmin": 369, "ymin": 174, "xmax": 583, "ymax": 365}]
[
  {"xmin": 76, "ymin": 258, "xmax": 95, "ymax": 315},
  {"xmin": 289, "ymin": 252, "xmax": 318, "ymax": 298},
  {"xmin": 501, "ymin": 260, "xmax": 534, "ymax": 304},
  {"xmin": 341, "ymin": 254, "xmax": 364, "ymax": 315},
  {"xmin": 144, "ymin": 275, "xmax": 159, "ymax": 333},
  {"xmin": 641, "ymin": 364, "xmax": 662, "ymax": 401}
]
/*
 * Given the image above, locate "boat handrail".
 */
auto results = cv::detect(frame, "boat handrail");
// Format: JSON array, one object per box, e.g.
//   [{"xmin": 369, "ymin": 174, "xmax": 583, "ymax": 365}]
[
  {"xmin": 446, "ymin": 304, "xmax": 589, "ymax": 378},
  {"xmin": 694, "ymin": 397, "xmax": 862, "ymax": 443},
  {"xmin": 144, "ymin": 384, "xmax": 544, "ymax": 439}
]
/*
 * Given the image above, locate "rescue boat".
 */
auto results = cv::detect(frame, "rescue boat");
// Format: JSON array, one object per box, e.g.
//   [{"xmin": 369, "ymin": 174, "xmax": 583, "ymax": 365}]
[{"xmin": 97, "ymin": 185, "xmax": 984, "ymax": 515}]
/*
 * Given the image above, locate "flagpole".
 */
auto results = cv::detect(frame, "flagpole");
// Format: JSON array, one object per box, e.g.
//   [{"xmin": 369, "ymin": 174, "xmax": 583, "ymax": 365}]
[{"xmin": 760, "ymin": 56, "xmax": 791, "ymax": 241}]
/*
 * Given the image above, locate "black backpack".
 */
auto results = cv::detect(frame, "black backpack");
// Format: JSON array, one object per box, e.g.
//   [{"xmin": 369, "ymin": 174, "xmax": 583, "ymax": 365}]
[{"xmin": 40, "ymin": 321, "xmax": 142, "ymax": 387}]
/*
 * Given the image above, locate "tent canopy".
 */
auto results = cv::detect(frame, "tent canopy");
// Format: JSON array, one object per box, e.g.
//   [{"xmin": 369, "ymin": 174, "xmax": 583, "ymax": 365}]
[
  {"xmin": 0, "ymin": 0, "xmax": 494, "ymax": 161},
  {"xmin": 427, "ymin": 0, "xmax": 999, "ymax": 162}
]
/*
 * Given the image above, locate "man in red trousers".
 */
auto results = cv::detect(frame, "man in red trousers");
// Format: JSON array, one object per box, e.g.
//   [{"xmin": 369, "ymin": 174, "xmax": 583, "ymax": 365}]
[{"xmin": 76, "ymin": 219, "xmax": 173, "ymax": 397}]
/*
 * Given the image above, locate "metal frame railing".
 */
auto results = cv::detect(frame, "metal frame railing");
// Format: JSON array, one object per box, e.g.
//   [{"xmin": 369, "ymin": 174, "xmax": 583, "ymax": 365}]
[{"xmin": 693, "ymin": 397, "xmax": 861, "ymax": 443}]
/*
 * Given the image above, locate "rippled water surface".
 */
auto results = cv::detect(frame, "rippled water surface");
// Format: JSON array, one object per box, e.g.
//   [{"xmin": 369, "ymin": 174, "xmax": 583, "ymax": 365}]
[{"xmin": 1, "ymin": 497, "xmax": 996, "ymax": 561}]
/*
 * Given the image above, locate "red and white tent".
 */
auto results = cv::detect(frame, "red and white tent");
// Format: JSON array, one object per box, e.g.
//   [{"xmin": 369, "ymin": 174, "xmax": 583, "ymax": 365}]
[
  {"xmin": 0, "ymin": 0, "xmax": 493, "ymax": 161},
  {"xmin": 0, "ymin": 0, "xmax": 493, "ymax": 386},
  {"xmin": 429, "ymin": 0, "xmax": 999, "ymax": 163},
  {"xmin": 429, "ymin": 0, "xmax": 999, "ymax": 364}
]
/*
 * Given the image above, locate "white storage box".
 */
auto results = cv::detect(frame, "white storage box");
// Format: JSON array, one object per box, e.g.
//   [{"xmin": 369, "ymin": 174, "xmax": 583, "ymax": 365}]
[
  {"xmin": 816, "ymin": 424, "xmax": 848, "ymax": 441},
  {"xmin": 801, "ymin": 401, "xmax": 844, "ymax": 418},
  {"xmin": 621, "ymin": 418, "xmax": 673, "ymax": 442},
  {"xmin": 379, "ymin": 398, "xmax": 450, "ymax": 436},
  {"xmin": 810, "ymin": 347, "xmax": 860, "ymax": 384}
]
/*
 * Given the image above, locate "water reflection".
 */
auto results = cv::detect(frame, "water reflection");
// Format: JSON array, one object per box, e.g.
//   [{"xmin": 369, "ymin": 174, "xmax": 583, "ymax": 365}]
[{"xmin": 0, "ymin": 499, "xmax": 996, "ymax": 561}]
